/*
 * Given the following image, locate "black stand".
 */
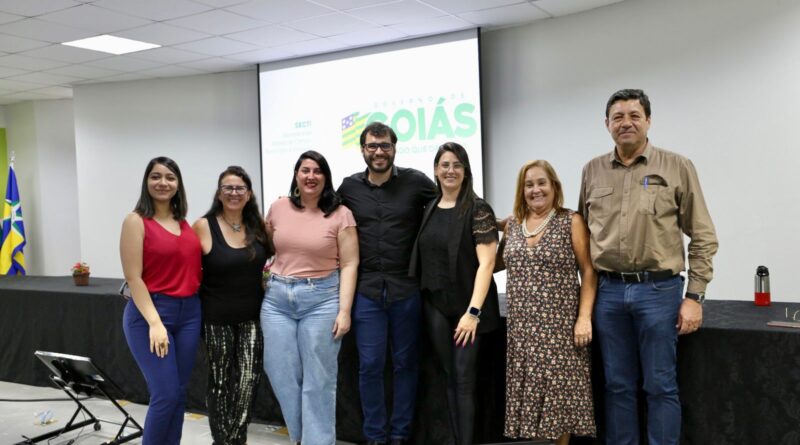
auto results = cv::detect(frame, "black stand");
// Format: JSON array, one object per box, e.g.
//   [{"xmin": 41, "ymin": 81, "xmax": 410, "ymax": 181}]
[{"xmin": 16, "ymin": 351, "xmax": 143, "ymax": 445}]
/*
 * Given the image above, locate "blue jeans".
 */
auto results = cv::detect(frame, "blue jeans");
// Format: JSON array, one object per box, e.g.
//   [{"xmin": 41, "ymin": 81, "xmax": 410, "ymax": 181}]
[
  {"xmin": 122, "ymin": 294, "xmax": 201, "ymax": 445},
  {"xmin": 261, "ymin": 271, "xmax": 341, "ymax": 445},
  {"xmin": 594, "ymin": 274, "xmax": 684, "ymax": 445},
  {"xmin": 352, "ymin": 291, "xmax": 421, "ymax": 441}
]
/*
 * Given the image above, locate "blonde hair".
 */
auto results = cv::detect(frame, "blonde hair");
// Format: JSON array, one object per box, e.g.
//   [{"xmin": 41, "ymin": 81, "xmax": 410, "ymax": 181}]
[{"xmin": 513, "ymin": 160, "xmax": 564, "ymax": 223}]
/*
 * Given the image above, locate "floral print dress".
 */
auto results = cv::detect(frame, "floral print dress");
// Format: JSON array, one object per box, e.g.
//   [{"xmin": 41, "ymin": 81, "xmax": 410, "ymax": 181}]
[{"xmin": 503, "ymin": 209, "xmax": 596, "ymax": 439}]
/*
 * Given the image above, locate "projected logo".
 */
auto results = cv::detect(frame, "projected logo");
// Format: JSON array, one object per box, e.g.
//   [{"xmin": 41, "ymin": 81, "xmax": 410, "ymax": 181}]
[{"xmin": 341, "ymin": 112, "xmax": 370, "ymax": 150}]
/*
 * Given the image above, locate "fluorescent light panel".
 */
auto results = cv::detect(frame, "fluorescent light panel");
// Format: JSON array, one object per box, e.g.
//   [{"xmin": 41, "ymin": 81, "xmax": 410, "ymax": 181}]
[{"xmin": 62, "ymin": 35, "xmax": 160, "ymax": 55}]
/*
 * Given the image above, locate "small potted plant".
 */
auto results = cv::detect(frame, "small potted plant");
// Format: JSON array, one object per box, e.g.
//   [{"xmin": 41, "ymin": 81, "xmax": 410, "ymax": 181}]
[{"xmin": 71, "ymin": 262, "xmax": 90, "ymax": 286}]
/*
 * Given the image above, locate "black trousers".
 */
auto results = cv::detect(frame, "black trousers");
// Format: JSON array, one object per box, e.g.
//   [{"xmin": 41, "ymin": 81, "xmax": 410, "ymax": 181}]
[{"xmin": 423, "ymin": 298, "xmax": 481, "ymax": 445}]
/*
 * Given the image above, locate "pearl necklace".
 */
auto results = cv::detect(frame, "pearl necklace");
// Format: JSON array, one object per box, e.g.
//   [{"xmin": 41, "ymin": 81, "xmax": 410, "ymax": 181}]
[
  {"xmin": 222, "ymin": 215, "xmax": 242, "ymax": 232},
  {"xmin": 522, "ymin": 209, "xmax": 556, "ymax": 238}
]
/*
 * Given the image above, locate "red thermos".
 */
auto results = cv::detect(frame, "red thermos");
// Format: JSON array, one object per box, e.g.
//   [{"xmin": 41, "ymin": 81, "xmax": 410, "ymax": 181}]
[{"xmin": 754, "ymin": 265, "xmax": 771, "ymax": 306}]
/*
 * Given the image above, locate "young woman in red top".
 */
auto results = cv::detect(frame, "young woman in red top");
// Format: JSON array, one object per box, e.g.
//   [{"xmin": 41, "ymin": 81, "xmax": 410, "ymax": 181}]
[{"xmin": 120, "ymin": 156, "xmax": 202, "ymax": 445}]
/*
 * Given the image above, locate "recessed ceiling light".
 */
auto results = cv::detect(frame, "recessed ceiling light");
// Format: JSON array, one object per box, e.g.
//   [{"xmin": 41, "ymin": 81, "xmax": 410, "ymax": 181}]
[{"xmin": 62, "ymin": 35, "xmax": 160, "ymax": 55}]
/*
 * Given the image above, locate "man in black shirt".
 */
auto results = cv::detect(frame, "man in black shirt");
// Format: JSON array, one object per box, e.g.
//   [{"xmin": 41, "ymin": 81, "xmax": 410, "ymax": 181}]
[{"xmin": 338, "ymin": 122, "xmax": 436, "ymax": 445}]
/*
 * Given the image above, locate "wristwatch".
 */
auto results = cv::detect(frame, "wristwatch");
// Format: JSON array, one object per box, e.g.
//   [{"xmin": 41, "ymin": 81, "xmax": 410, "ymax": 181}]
[
  {"xmin": 685, "ymin": 292, "xmax": 705, "ymax": 304},
  {"xmin": 468, "ymin": 306, "xmax": 482, "ymax": 318}
]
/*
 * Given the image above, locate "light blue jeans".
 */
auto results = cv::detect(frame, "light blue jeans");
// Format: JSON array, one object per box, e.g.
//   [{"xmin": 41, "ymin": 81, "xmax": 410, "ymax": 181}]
[{"xmin": 260, "ymin": 271, "xmax": 341, "ymax": 445}]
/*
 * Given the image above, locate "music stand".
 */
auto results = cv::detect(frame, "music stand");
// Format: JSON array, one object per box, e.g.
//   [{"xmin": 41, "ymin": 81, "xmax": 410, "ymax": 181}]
[{"xmin": 16, "ymin": 351, "xmax": 143, "ymax": 445}]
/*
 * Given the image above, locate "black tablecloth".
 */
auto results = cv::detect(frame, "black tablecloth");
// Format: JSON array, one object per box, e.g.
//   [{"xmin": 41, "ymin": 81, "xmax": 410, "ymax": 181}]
[
  {"xmin": 2, "ymin": 276, "xmax": 799, "ymax": 444},
  {"xmin": 677, "ymin": 300, "xmax": 800, "ymax": 445},
  {"xmin": 0, "ymin": 276, "xmax": 505, "ymax": 444}
]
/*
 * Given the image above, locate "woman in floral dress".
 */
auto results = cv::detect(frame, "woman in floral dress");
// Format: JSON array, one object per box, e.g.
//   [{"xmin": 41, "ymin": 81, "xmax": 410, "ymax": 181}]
[{"xmin": 501, "ymin": 160, "xmax": 597, "ymax": 445}]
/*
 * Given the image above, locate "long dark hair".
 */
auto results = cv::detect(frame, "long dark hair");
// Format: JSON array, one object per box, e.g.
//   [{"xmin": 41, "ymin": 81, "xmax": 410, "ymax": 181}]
[
  {"xmin": 289, "ymin": 150, "xmax": 341, "ymax": 217},
  {"xmin": 204, "ymin": 166, "xmax": 274, "ymax": 258},
  {"xmin": 134, "ymin": 156, "xmax": 187, "ymax": 220},
  {"xmin": 434, "ymin": 142, "xmax": 477, "ymax": 217}
]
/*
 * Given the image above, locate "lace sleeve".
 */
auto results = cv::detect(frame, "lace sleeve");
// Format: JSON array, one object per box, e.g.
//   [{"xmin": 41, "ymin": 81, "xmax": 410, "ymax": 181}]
[{"xmin": 471, "ymin": 199, "xmax": 499, "ymax": 246}]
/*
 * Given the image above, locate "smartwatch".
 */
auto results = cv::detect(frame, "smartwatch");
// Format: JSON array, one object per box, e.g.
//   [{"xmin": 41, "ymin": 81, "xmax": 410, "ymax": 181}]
[
  {"xmin": 468, "ymin": 306, "xmax": 482, "ymax": 318},
  {"xmin": 685, "ymin": 292, "xmax": 705, "ymax": 304}
]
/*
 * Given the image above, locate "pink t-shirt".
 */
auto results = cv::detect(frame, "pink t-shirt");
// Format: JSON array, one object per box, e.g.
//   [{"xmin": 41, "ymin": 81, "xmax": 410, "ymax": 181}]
[{"xmin": 267, "ymin": 197, "xmax": 356, "ymax": 278}]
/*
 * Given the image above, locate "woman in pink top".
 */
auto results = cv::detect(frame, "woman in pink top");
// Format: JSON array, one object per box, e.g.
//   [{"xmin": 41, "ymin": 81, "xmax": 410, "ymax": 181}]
[
  {"xmin": 261, "ymin": 150, "xmax": 359, "ymax": 445},
  {"xmin": 120, "ymin": 157, "xmax": 202, "ymax": 445}
]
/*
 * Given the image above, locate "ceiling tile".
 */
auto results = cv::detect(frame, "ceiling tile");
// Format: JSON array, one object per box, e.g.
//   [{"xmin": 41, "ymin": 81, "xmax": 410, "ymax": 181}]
[
  {"xmin": 129, "ymin": 47, "xmax": 209, "ymax": 64},
  {"xmin": 0, "ymin": 77, "xmax": 42, "ymax": 91},
  {"xmin": 173, "ymin": 36, "xmax": 260, "ymax": 56},
  {"xmin": 37, "ymin": 4, "xmax": 151, "ymax": 34},
  {"xmin": 226, "ymin": 0, "xmax": 334, "ymax": 23},
  {"xmin": 113, "ymin": 23, "xmax": 213, "ymax": 46},
  {"xmin": 92, "ymin": 0, "xmax": 212, "ymax": 21},
  {"xmin": 312, "ymin": 0, "xmax": 397, "ymax": 10},
  {"xmin": 81, "ymin": 71, "xmax": 152, "ymax": 83},
  {"xmin": 165, "ymin": 10, "xmax": 266, "ymax": 35},
  {"xmin": 42, "ymin": 65, "xmax": 122, "ymax": 79},
  {"xmin": 45, "ymin": 64, "xmax": 123, "ymax": 79},
  {"xmin": 531, "ymin": 0, "xmax": 623, "ymax": 17},
  {"xmin": 137, "ymin": 64, "xmax": 207, "ymax": 77},
  {"xmin": 278, "ymin": 37, "xmax": 349, "ymax": 56},
  {"xmin": 223, "ymin": 46, "xmax": 294, "ymax": 62},
  {"xmin": 0, "ymin": 18, "xmax": 96, "ymax": 43},
  {"xmin": 190, "ymin": 0, "xmax": 250, "ymax": 7},
  {"xmin": 226, "ymin": 24, "xmax": 317, "ymax": 46},
  {"xmin": 0, "ymin": 0, "xmax": 80, "ymax": 17},
  {"xmin": 288, "ymin": 12, "xmax": 376, "ymax": 36},
  {"xmin": 6, "ymin": 71, "xmax": 83, "ymax": 86},
  {"xmin": 0, "ymin": 35, "xmax": 50, "ymax": 53},
  {"xmin": 179, "ymin": 57, "xmax": 252, "ymax": 71},
  {"xmin": 419, "ymin": 0, "xmax": 524, "ymax": 15},
  {"xmin": 388, "ymin": 15, "xmax": 471, "ymax": 35},
  {"xmin": 458, "ymin": 2, "xmax": 549, "ymax": 26},
  {"xmin": 0, "ymin": 11, "xmax": 24, "ymax": 24},
  {"xmin": 329, "ymin": 26, "xmax": 406, "ymax": 46},
  {"xmin": 28, "ymin": 85, "xmax": 74, "ymax": 97},
  {"xmin": 0, "ymin": 66, "xmax": 28, "ymax": 77},
  {"xmin": 85, "ymin": 55, "xmax": 162, "ymax": 71},
  {"xmin": 0, "ymin": 91, "xmax": 54, "ymax": 103},
  {"xmin": 20, "ymin": 44, "xmax": 112, "ymax": 63},
  {"xmin": 0, "ymin": 54, "xmax": 70, "ymax": 70},
  {"xmin": 348, "ymin": 0, "xmax": 444, "ymax": 26}
]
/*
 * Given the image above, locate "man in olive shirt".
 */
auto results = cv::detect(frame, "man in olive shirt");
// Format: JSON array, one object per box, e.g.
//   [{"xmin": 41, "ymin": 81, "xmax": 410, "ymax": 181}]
[
  {"xmin": 578, "ymin": 89, "xmax": 718, "ymax": 445},
  {"xmin": 338, "ymin": 122, "xmax": 436, "ymax": 445}
]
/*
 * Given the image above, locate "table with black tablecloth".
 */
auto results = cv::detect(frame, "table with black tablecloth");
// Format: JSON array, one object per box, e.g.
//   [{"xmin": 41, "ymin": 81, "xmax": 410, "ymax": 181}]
[
  {"xmin": 2, "ymin": 276, "xmax": 799, "ymax": 444},
  {"xmin": 0, "ymin": 276, "xmax": 504, "ymax": 444}
]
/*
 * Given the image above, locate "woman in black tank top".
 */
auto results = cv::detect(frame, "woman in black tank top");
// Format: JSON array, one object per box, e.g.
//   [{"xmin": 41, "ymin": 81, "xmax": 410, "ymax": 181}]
[{"xmin": 192, "ymin": 166, "xmax": 273, "ymax": 445}]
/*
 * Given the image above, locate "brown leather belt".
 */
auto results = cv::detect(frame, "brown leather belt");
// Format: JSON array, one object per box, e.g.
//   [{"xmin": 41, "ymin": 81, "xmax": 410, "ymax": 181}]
[{"xmin": 600, "ymin": 270, "xmax": 676, "ymax": 283}]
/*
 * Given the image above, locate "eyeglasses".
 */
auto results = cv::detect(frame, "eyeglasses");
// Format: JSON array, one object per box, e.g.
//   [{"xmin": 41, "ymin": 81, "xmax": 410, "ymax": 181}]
[
  {"xmin": 438, "ymin": 162, "xmax": 464, "ymax": 172},
  {"xmin": 221, "ymin": 185, "xmax": 249, "ymax": 195},
  {"xmin": 363, "ymin": 142, "xmax": 394, "ymax": 152}
]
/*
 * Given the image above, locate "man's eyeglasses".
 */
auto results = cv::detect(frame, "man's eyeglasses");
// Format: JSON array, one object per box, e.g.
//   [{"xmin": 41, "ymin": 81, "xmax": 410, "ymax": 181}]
[
  {"xmin": 363, "ymin": 142, "xmax": 394, "ymax": 152},
  {"xmin": 221, "ymin": 185, "xmax": 249, "ymax": 195}
]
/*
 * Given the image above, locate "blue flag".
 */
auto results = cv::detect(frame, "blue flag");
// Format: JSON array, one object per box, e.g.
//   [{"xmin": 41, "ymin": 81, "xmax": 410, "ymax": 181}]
[{"xmin": 1, "ymin": 164, "xmax": 26, "ymax": 275}]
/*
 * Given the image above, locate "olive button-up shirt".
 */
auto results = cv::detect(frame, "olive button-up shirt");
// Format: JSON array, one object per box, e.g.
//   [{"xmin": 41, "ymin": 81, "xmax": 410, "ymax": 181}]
[{"xmin": 578, "ymin": 143, "xmax": 718, "ymax": 294}]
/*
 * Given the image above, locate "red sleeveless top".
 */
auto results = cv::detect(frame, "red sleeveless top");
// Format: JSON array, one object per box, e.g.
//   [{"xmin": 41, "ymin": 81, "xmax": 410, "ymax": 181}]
[{"xmin": 142, "ymin": 218, "xmax": 202, "ymax": 298}]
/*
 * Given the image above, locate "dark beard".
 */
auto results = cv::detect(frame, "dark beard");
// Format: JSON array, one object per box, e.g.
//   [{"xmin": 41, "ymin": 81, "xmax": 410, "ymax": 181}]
[{"xmin": 365, "ymin": 154, "xmax": 394, "ymax": 174}]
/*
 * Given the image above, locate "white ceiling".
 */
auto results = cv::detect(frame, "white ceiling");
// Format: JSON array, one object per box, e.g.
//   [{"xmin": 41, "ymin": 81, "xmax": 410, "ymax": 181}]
[{"xmin": 0, "ymin": 0, "xmax": 623, "ymax": 105}]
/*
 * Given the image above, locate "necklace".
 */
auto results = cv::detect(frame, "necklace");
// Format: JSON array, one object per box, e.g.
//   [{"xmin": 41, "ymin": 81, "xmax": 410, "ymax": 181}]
[
  {"xmin": 221, "ymin": 215, "xmax": 242, "ymax": 232},
  {"xmin": 522, "ymin": 208, "xmax": 556, "ymax": 238}
]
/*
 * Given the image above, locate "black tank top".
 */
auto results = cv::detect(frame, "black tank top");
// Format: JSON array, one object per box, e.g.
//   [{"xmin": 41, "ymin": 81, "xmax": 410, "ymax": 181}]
[{"xmin": 200, "ymin": 216, "xmax": 268, "ymax": 324}]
